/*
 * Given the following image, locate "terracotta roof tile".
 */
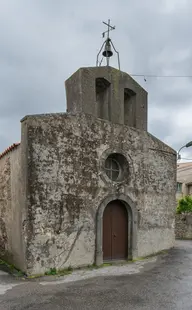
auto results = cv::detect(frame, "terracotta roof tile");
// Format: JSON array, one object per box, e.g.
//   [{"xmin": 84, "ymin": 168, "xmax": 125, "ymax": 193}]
[
  {"xmin": 0, "ymin": 143, "xmax": 20, "ymax": 160},
  {"xmin": 177, "ymin": 162, "xmax": 192, "ymax": 167}
]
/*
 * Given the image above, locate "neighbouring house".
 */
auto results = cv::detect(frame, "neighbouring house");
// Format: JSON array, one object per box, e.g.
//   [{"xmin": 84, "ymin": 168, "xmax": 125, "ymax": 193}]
[
  {"xmin": 176, "ymin": 162, "xmax": 192, "ymax": 200},
  {"xmin": 0, "ymin": 66, "xmax": 177, "ymax": 275},
  {"xmin": 175, "ymin": 213, "xmax": 192, "ymax": 240}
]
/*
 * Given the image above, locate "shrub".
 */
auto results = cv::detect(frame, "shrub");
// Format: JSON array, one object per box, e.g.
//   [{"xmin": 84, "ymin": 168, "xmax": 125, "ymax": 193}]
[
  {"xmin": 176, "ymin": 196, "xmax": 192, "ymax": 214},
  {"xmin": 45, "ymin": 267, "xmax": 57, "ymax": 275}
]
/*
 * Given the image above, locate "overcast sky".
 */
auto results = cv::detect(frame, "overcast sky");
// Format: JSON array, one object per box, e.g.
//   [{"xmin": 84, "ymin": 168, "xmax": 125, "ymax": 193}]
[{"xmin": 1, "ymin": 0, "xmax": 192, "ymax": 161}]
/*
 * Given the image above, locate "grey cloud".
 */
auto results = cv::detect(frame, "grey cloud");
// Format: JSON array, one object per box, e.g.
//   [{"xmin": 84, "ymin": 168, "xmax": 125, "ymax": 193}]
[
  {"xmin": 1, "ymin": 0, "xmax": 192, "ymax": 159},
  {"xmin": 149, "ymin": 119, "xmax": 173, "ymax": 141}
]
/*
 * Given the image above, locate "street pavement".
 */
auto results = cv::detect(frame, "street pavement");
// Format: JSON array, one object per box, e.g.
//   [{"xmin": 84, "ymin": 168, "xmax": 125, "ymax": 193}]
[{"xmin": 1, "ymin": 240, "xmax": 192, "ymax": 309}]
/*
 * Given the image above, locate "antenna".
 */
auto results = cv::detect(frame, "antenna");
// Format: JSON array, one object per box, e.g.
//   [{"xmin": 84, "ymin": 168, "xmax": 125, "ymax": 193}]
[{"xmin": 96, "ymin": 19, "xmax": 120, "ymax": 70}]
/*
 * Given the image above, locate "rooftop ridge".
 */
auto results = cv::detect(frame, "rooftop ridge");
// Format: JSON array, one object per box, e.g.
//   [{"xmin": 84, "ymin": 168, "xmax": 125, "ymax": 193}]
[{"xmin": 0, "ymin": 142, "xmax": 20, "ymax": 160}]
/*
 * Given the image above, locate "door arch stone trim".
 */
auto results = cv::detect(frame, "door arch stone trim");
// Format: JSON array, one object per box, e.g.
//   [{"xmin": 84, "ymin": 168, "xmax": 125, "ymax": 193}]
[{"xmin": 95, "ymin": 194, "xmax": 138, "ymax": 266}]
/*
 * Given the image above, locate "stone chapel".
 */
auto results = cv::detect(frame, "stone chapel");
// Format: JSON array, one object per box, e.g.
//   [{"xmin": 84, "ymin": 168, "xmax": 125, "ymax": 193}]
[{"xmin": 0, "ymin": 65, "xmax": 176, "ymax": 275}]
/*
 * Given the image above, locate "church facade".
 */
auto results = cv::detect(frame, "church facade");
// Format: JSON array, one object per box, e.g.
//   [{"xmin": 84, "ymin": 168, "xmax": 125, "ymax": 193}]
[{"xmin": 0, "ymin": 66, "xmax": 176, "ymax": 275}]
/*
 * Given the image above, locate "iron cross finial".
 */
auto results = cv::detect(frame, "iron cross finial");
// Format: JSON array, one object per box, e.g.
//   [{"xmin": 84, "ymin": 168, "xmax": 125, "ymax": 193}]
[
  {"xmin": 96, "ymin": 19, "xmax": 120, "ymax": 70},
  {"xmin": 102, "ymin": 19, "xmax": 115, "ymax": 38}
]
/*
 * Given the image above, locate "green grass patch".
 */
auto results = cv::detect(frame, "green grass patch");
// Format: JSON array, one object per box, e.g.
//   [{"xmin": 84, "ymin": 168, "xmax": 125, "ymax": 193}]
[
  {"xmin": 27, "ymin": 274, "xmax": 44, "ymax": 279},
  {"xmin": 45, "ymin": 267, "xmax": 57, "ymax": 276},
  {"xmin": 86, "ymin": 262, "xmax": 113, "ymax": 270},
  {"xmin": 44, "ymin": 266, "xmax": 73, "ymax": 277},
  {"xmin": 132, "ymin": 250, "xmax": 168, "ymax": 262},
  {"xmin": 1, "ymin": 249, "xmax": 168, "ymax": 280},
  {"xmin": 0, "ymin": 258, "xmax": 26, "ymax": 277},
  {"xmin": 102, "ymin": 263, "xmax": 113, "ymax": 267},
  {"xmin": 57, "ymin": 269, "xmax": 73, "ymax": 276}
]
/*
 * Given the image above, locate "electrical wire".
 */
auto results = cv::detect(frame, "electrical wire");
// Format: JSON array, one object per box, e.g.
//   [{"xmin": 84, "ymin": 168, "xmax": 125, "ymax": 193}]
[{"xmin": 130, "ymin": 74, "xmax": 192, "ymax": 78}]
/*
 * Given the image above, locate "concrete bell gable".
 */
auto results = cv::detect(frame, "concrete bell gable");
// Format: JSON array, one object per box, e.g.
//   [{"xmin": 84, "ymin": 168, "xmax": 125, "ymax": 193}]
[{"xmin": 65, "ymin": 66, "xmax": 147, "ymax": 130}]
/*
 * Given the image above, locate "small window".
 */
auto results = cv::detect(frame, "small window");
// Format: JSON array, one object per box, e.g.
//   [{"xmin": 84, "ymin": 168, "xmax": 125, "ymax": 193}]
[
  {"xmin": 105, "ymin": 157, "xmax": 120, "ymax": 181},
  {"xmin": 104, "ymin": 153, "xmax": 129, "ymax": 182},
  {"xmin": 188, "ymin": 184, "xmax": 192, "ymax": 195},
  {"xmin": 177, "ymin": 182, "xmax": 182, "ymax": 193}
]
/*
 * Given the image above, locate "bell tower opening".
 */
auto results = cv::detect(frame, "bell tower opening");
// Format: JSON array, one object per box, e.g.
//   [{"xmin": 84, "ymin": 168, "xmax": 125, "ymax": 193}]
[
  {"xmin": 124, "ymin": 88, "xmax": 136, "ymax": 127},
  {"xmin": 96, "ymin": 77, "xmax": 111, "ymax": 120}
]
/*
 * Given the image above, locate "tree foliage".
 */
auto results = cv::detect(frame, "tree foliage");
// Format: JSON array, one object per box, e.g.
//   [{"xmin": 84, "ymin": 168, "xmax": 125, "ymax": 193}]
[{"xmin": 176, "ymin": 196, "xmax": 192, "ymax": 214}]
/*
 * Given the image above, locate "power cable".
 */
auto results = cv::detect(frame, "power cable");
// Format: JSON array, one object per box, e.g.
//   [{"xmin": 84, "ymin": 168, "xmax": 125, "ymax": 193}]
[{"xmin": 130, "ymin": 74, "xmax": 192, "ymax": 78}]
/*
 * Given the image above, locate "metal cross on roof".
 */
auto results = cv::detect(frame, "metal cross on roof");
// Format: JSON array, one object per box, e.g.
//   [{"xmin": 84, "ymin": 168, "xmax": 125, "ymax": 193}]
[
  {"xmin": 102, "ymin": 19, "xmax": 115, "ymax": 39},
  {"xmin": 96, "ymin": 19, "xmax": 120, "ymax": 70}
]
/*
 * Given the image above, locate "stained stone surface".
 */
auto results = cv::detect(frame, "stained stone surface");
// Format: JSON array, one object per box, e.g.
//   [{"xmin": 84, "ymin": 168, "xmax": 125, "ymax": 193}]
[{"xmin": 0, "ymin": 66, "xmax": 176, "ymax": 275}]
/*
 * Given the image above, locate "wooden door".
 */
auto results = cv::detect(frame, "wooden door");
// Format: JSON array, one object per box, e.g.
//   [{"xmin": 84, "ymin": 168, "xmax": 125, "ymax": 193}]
[{"xmin": 103, "ymin": 200, "xmax": 128, "ymax": 261}]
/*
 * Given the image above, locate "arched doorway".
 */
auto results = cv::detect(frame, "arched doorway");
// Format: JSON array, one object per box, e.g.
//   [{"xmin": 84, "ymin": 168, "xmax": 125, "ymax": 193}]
[{"xmin": 103, "ymin": 200, "xmax": 128, "ymax": 261}]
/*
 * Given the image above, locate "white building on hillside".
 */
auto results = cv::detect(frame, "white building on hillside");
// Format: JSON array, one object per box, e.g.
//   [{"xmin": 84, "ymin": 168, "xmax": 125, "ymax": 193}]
[{"xmin": 177, "ymin": 162, "xmax": 192, "ymax": 199}]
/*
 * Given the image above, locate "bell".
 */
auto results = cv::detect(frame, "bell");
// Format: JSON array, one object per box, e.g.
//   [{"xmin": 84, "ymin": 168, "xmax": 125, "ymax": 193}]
[{"xmin": 102, "ymin": 40, "xmax": 113, "ymax": 58}]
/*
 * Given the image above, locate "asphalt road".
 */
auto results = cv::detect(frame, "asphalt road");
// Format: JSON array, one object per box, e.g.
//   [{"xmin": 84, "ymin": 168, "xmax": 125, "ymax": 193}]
[{"xmin": 1, "ymin": 240, "xmax": 192, "ymax": 310}]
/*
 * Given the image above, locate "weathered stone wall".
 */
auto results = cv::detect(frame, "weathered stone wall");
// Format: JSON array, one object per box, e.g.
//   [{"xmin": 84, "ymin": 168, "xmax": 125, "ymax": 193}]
[
  {"xmin": 175, "ymin": 214, "xmax": 192, "ymax": 239},
  {"xmin": 137, "ymin": 140, "xmax": 176, "ymax": 257},
  {"xmin": 10, "ymin": 146, "xmax": 25, "ymax": 269},
  {"xmin": 21, "ymin": 112, "xmax": 176, "ymax": 275},
  {"xmin": 0, "ymin": 146, "xmax": 24, "ymax": 269},
  {"xmin": 0, "ymin": 155, "xmax": 11, "ymax": 260}
]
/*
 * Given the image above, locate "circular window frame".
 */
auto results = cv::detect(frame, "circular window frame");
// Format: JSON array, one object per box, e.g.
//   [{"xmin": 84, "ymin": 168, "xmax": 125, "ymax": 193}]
[
  {"xmin": 104, "ymin": 156, "xmax": 121, "ymax": 181},
  {"xmin": 100, "ymin": 148, "xmax": 133, "ymax": 185}
]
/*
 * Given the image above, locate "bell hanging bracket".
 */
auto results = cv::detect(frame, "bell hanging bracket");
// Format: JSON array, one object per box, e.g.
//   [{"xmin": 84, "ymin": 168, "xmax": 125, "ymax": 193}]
[{"xmin": 96, "ymin": 19, "xmax": 120, "ymax": 70}]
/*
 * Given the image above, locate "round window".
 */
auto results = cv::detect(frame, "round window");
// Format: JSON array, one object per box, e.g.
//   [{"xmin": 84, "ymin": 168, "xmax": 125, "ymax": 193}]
[
  {"xmin": 104, "ymin": 153, "xmax": 129, "ymax": 182},
  {"xmin": 105, "ymin": 157, "xmax": 120, "ymax": 181}
]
